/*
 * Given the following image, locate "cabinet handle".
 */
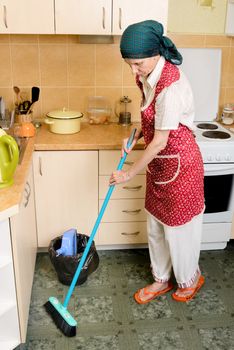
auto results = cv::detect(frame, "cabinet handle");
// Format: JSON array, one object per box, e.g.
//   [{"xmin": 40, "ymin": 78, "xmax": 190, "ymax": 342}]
[
  {"xmin": 3, "ymin": 5, "xmax": 8, "ymax": 28},
  {"xmin": 23, "ymin": 181, "xmax": 31, "ymax": 208},
  {"xmin": 123, "ymin": 185, "xmax": 142, "ymax": 191},
  {"xmin": 118, "ymin": 8, "xmax": 122, "ymax": 30},
  {"xmin": 102, "ymin": 7, "xmax": 105, "ymax": 29},
  {"xmin": 121, "ymin": 231, "xmax": 140, "ymax": 236},
  {"xmin": 122, "ymin": 209, "xmax": 141, "ymax": 215},
  {"xmin": 124, "ymin": 161, "xmax": 134, "ymax": 166},
  {"xmin": 39, "ymin": 157, "xmax": 42, "ymax": 176}
]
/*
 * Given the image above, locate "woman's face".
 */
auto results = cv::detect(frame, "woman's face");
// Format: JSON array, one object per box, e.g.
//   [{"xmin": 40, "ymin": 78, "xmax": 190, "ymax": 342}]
[{"xmin": 124, "ymin": 55, "xmax": 160, "ymax": 77}]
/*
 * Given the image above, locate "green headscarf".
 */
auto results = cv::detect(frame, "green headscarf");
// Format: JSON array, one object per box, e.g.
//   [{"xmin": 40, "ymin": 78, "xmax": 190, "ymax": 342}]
[{"xmin": 120, "ymin": 20, "xmax": 182, "ymax": 65}]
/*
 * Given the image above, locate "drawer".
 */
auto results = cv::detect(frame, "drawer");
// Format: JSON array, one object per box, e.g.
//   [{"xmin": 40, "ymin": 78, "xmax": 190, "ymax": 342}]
[
  {"xmin": 99, "ymin": 175, "xmax": 146, "ymax": 199},
  {"xmin": 99, "ymin": 199, "xmax": 146, "ymax": 222},
  {"xmin": 98, "ymin": 222, "xmax": 147, "ymax": 245},
  {"xmin": 99, "ymin": 150, "xmax": 145, "ymax": 175}
]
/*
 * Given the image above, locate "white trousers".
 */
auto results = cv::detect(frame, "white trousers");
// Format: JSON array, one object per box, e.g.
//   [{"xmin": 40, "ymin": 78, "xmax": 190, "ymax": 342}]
[{"xmin": 147, "ymin": 210, "xmax": 204, "ymax": 288}]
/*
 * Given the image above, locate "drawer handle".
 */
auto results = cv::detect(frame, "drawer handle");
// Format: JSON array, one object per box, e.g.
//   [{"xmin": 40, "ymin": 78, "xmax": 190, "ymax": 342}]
[
  {"xmin": 121, "ymin": 231, "xmax": 140, "ymax": 236},
  {"xmin": 102, "ymin": 7, "xmax": 105, "ymax": 29},
  {"xmin": 124, "ymin": 161, "xmax": 134, "ymax": 166},
  {"xmin": 122, "ymin": 209, "xmax": 141, "ymax": 215},
  {"xmin": 123, "ymin": 185, "xmax": 142, "ymax": 191}
]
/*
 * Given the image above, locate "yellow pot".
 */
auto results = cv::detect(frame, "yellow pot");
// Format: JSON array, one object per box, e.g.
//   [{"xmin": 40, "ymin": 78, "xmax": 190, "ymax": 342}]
[{"xmin": 45, "ymin": 108, "xmax": 83, "ymax": 134}]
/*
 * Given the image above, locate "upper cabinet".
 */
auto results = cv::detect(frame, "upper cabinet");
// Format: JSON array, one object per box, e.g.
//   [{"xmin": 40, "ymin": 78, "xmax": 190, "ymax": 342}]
[
  {"xmin": 0, "ymin": 0, "xmax": 54, "ymax": 34},
  {"xmin": 225, "ymin": 0, "xmax": 234, "ymax": 36},
  {"xmin": 168, "ymin": 0, "xmax": 227, "ymax": 34},
  {"xmin": 55, "ymin": 0, "xmax": 168, "ymax": 35}
]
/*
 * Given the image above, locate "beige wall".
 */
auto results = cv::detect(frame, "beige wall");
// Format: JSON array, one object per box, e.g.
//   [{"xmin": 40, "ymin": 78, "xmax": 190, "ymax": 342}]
[{"xmin": 0, "ymin": 33, "xmax": 233, "ymax": 122}]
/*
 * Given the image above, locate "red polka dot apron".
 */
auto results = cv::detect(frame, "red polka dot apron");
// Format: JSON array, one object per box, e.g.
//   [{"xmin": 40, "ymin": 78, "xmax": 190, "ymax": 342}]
[{"xmin": 137, "ymin": 61, "xmax": 204, "ymax": 226}]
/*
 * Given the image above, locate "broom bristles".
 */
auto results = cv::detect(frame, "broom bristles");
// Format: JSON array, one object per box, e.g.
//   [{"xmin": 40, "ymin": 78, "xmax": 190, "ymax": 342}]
[{"xmin": 44, "ymin": 297, "xmax": 77, "ymax": 337}]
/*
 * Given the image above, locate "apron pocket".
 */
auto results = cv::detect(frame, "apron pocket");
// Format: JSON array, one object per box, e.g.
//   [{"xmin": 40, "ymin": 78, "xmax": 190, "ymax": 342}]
[{"xmin": 147, "ymin": 154, "xmax": 181, "ymax": 185}]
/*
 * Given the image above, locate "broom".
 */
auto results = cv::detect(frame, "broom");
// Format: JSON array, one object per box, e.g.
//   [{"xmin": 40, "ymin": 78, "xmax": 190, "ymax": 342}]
[{"xmin": 44, "ymin": 128, "xmax": 137, "ymax": 337}]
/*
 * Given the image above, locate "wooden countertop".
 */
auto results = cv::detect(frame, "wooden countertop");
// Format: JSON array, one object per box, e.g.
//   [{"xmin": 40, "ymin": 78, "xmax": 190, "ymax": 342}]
[{"xmin": 0, "ymin": 122, "xmax": 142, "ymax": 220}]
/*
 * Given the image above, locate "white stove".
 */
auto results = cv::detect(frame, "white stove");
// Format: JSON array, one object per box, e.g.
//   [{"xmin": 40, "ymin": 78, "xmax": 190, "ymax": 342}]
[
  {"xmin": 180, "ymin": 48, "xmax": 234, "ymax": 250},
  {"xmin": 194, "ymin": 121, "xmax": 234, "ymax": 164}
]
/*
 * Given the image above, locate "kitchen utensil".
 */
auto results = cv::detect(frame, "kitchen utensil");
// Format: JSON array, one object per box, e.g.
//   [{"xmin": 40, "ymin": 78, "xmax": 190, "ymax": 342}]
[
  {"xmin": 0, "ymin": 133, "xmax": 19, "ymax": 188},
  {"xmin": 31, "ymin": 86, "xmax": 40, "ymax": 104},
  {"xmin": 13, "ymin": 86, "xmax": 22, "ymax": 106},
  {"xmin": 87, "ymin": 96, "xmax": 111, "ymax": 124},
  {"xmin": 115, "ymin": 96, "xmax": 132, "ymax": 125},
  {"xmin": 44, "ymin": 128, "xmax": 137, "ymax": 337},
  {"xmin": 45, "ymin": 108, "xmax": 83, "ymax": 134},
  {"xmin": 0, "ymin": 96, "xmax": 5, "ymax": 119}
]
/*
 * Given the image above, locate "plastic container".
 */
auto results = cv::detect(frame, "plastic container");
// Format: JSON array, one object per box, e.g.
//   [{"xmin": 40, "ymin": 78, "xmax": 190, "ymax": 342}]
[
  {"xmin": 48, "ymin": 233, "xmax": 99, "ymax": 285},
  {"xmin": 55, "ymin": 228, "xmax": 77, "ymax": 256},
  {"xmin": 87, "ymin": 96, "xmax": 111, "ymax": 124}
]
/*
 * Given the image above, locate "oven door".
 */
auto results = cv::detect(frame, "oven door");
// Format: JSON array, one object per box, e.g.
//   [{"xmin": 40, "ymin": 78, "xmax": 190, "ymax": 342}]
[{"xmin": 203, "ymin": 163, "xmax": 234, "ymax": 223}]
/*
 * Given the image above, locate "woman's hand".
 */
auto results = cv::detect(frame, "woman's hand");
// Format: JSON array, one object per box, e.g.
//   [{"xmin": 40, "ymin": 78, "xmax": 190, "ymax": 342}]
[
  {"xmin": 109, "ymin": 170, "xmax": 131, "ymax": 185},
  {"xmin": 121, "ymin": 129, "xmax": 142, "ymax": 157}
]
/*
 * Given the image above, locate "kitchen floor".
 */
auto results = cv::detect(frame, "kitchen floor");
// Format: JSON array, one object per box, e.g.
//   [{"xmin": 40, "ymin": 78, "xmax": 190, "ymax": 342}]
[{"xmin": 17, "ymin": 242, "xmax": 234, "ymax": 350}]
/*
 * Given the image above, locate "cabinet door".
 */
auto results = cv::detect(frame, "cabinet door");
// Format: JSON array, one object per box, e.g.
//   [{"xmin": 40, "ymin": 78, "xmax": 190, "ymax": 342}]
[
  {"xmin": 55, "ymin": 0, "xmax": 112, "ymax": 34},
  {"xmin": 33, "ymin": 151, "xmax": 98, "ymax": 247},
  {"xmin": 10, "ymin": 165, "xmax": 37, "ymax": 343},
  {"xmin": 0, "ymin": 0, "xmax": 54, "ymax": 34},
  {"xmin": 112, "ymin": 0, "xmax": 168, "ymax": 35}
]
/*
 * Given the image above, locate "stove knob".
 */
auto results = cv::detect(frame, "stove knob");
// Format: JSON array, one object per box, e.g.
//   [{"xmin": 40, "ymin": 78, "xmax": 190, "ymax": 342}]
[
  {"xmin": 225, "ymin": 154, "xmax": 231, "ymax": 161},
  {"xmin": 215, "ymin": 154, "xmax": 221, "ymax": 161},
  {"xmin": 207, "ymin": 155, "xmax": 213, "ymax": 162}
]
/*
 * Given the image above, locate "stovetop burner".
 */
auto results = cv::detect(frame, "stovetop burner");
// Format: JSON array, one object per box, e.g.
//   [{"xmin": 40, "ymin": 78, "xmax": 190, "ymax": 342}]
[
  {"xmin": 197, "ymin": 123, "xmax": 218, "ymax": 130},
  {"xmin": 202, "ymin": 130, "xmax": 231, "ymax": 139}
]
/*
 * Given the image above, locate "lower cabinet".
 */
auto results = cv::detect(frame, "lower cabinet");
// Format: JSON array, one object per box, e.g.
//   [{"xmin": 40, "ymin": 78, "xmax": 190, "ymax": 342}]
[
  {"xmin": 33, "ymin": 151, "xmax": 99, "ymax": 247},
  {"xmin": 0, "ymin": 220, "xmax": 20, "ymax": 350},
  {"xmin": 10, "ymin": 164, "xmax": 37, "ymax": 343},
  {"xmin": 98, "ymin": 150, "xmax": 147, "ymax": 246}
]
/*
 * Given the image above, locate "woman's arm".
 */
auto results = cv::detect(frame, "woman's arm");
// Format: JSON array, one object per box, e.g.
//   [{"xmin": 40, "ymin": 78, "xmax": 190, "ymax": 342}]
[{"xmin": 109, "ymin": 129, "xmax": 170, "ymax": 185}]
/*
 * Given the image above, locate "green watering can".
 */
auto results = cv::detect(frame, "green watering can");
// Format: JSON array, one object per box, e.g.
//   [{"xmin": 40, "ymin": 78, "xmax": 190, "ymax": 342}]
[{"xmin": 0, "ymin": 130, "xmax": 19, "ymax": 189}]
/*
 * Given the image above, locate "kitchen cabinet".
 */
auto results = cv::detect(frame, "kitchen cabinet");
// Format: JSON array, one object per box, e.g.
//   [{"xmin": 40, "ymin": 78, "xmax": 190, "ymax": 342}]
[
  {"xmin": 0, "ymin": 0, "xmax": 54, "ymax": 34},
  {"xmin": 10, "ymin": 164, "xmax": 37, "ymax": 343},
  {"xmin": 33, "ymin": 151, "xmax": 98, "ymax": 247},
  {"xmin": 55, "ymin": 0, "xmax": 168, "ymax": 35},
  {"xmin": 225, "ymin": 0, "xmax": 234, "ymax": 36},
  {"xmin": 0, "ymin": 220, "xmax": 20, "ymax": 350},
  {"xmin": 98, "ymin": 150, "xmax": 147, "ymax": 246}
]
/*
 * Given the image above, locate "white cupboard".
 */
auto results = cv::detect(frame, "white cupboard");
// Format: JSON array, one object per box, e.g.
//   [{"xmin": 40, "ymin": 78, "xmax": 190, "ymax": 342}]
[
  {"xmin": 55, "ymin": 0, "xmax": 168, "ymax": 35},
  {"xmin": 10, "ymin": 164, "xmax": 37, "ymax": 343},
  {"xmin": 0, "ymin": 220, "xmax": 20, "ymax": 350},
  {"xmin": 0, "ymin": 0, "xmax": 54, "ymax": 34},
  {"xmin": 33, "ymin": 151, "xmax": 98, "ymax": 247}
]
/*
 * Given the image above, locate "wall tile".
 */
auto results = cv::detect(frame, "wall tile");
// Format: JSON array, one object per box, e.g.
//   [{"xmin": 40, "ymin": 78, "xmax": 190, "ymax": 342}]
[
  {"xmin": 40, "ymin": 87, "xmax": 68, "ymax": 116},
  {"xmin": 68, "ymin": 87, "xmax": 95, "ymax": 119},
  {"xmin": 10, "ymin": 35, "xmax": 38, "ymax": 44},
  {"xmin": 220, "ymin": 47, "xmax": 231, "ymax": 87},
  {"xmin": 123, "ymin": 61, "xmax": 136, "ymax": 86},
  {"xmin": 39, "ymin": 35, "xmax": 68, "ymax": 44},
  {"xmin": 96, "ymin": 45, "xmax": 122, "ymax": 86},
  {"xmin": 0, "ymin": 35, "xmax": 10, "ymax": 43},
  {"xmin": 11, "ymin": 44, "xmax": 40, "ymax": 86},
  {"xmin": 168, "ymin": 34, "xmax": 205, "ymax": 47},
  {"xmin": 225, "ymin": 88, "xmax": 234, "ymax": 103},
  {"xmin": 0, "ymin": 88, "xmax": 15, "ymax": 111},
  {"xmin": 0, "ymin": 44, "xmax": 12, "ymax": 86},
  {"xmin": 40, "ymin": 45, "xmax": 67, "ymax": 86},
  {"xmin": 227, "ymin": 47, "xmax": 234, "ymax": 87},
  {"xmin": 68, "ymin": 44, "xmax": 95, "ymax": 86},
  {"xmin": 205, "ymin": 35, "xmax": 232, "ymax": 47}
]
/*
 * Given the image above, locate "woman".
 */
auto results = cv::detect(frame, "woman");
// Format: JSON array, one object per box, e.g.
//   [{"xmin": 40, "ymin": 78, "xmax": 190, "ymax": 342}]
[{"xmin": 109, "ymin": 20, "xmax": 205, "ymax": 303}]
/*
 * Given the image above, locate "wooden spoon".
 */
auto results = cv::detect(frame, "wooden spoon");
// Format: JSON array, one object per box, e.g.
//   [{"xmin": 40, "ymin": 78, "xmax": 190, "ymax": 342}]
[{"xmin": 13, "ymin": 86, "xmax": 22, "ymax": 106}]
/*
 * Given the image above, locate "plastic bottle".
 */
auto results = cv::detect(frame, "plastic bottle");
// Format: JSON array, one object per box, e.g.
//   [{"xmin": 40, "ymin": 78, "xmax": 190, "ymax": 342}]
[{"xmin": 56, "ymin": 228, "xmax": 77, "ymax": 256}]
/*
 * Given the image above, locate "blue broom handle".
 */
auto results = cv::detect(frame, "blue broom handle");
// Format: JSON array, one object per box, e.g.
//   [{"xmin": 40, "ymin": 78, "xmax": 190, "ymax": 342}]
[{"xmin": 63, "ymin": 128, "xmax": 137, "ymax": 308}]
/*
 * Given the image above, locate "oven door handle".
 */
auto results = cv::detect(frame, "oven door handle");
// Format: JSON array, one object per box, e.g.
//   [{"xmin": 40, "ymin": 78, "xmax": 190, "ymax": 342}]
[{"xmin": 204, "ymin": 163, "xmax": 234, "ymax": 175}]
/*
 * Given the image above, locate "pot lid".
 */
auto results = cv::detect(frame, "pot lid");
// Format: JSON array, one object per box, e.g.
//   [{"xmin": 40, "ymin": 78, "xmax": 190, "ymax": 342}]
[{"xmin": 47, "ymin": 108, "xmax": 83, "ymax": 120}]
